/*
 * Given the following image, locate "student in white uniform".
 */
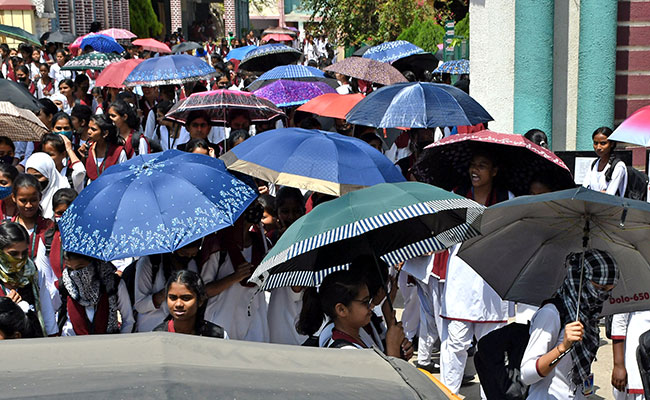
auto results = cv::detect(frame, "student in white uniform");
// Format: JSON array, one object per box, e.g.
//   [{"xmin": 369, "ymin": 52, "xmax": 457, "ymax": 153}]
[
  {"xmin": 396, "ymin": 265, "xmax": 420, "ymax": 343},
  {"xmin": 40, "ymin": 132, "xmax": 86, "ymax": 194},
  {"xmin": 611, "ymin": 311, "xmax": 650, "ymax": 399},
  {"xmin": 582, "ymin": 126, "xmax": 627, "ymax": 197},
  {"xmin": 521, "ymin": 249, "xmax": 619, "ymax": 399},
  {"xmin": 133, "ymin": 240, "xmax": 202, "ymax": 332},
  {"xmin": 143, "ymin": 100, "xmax": 189, "ymax": 151},
  {"xmin": 440, "ymin": 150, "xmax": 514, "ymax": 394},
  {"xmin": 58, "ymin": 252, "xmax": 134, "ymax": 335},
  {"xmin": 24, "ymin": 152, "xmax": 71, "ymax": 220}
]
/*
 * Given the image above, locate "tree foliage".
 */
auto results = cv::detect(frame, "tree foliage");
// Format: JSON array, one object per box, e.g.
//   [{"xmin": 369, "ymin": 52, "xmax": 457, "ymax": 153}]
[{"xmin": 129, "ymin": 0, "xmax": 163, "ymax": 38}]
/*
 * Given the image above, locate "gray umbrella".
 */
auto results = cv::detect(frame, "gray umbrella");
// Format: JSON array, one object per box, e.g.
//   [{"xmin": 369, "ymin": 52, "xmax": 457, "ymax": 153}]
[
  {"xmin": 2, "ymin": 332, "xmax": 452, "ymax": 399},
  {"xmin": 172, "ymin": 41, "xmax": 202, "ymax": 54},
  {"xmin": 458, "ymin": 187, "xmax": 650, "ymax": 316},
  {"xmin": 46, "ymin": 30, "xmax": 76, "ymax": 44}
]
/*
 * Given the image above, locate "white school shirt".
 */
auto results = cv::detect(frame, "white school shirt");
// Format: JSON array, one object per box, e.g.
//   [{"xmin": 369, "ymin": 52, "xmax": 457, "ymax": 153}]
[
  {"xmin": 318, "ymin": 322, "xmax": 378, "ymax": 349},
  {"xmin": 133, "ymin": 256, "xmax": 198, "ymax": 332},
  {"xmin": 611, "ymin": 311, "xmax": 650, "ymax": 395},
  {"xmin": 49, "ymin": 63, "xmax": 74, "ymax": 91},
  {"xmin": 267, "ymin": 286, "xmax": 307, "ymax": 345},
  {"xmin": 521, "ymin": 304, "xmax": 586, "ymax": 400},
  {"xmin": 86, "ymin": 149, "xmax": 128, "ymax": 185},
  {"xmin": 201, "ymin": 250, "xmax": 269, "ymax": 342},
  {"xmin": 61, "ymin": 280, "xmax": 135, "ymax": 335},
  {"xmin": 582, "ymin": 160, "xmax": 627, "ymax": 197},
  {"xmin": 60, "ymin": 160, "xmax": 86, "ymax": 194}
]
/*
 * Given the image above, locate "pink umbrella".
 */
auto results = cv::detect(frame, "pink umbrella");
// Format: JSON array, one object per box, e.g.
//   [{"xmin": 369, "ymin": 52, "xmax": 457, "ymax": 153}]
[
  {"xmin": 132, "ymin": 38, "xmax": 172, "ymax": 54},
  {"xmin": 609, "ymin": 105, "xmax": 650, "ymax": 147},
  {"xmin": 99, "ymin": 28, "xmax": 137, "ymax": 40},
  {"xmin": 95, "ymin": 59, "xmax": 143, "ymax": 88},
  {"xmin": 262, "ymin": 34, "xmax": 294, "ymax": 42}
]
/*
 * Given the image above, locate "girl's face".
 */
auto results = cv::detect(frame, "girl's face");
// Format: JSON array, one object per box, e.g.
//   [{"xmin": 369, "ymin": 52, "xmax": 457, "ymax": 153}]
[
  {"xmin": 593, "ymin": 133, "xmax": 614, "ymax": 159},
  {"xmin": 167, "ymin": 282, "xmax": 201, "ymax": 322},
  {"xmin": 53, "ymin": 118, "xmax": 72, "ymax": 132},
  {"xmin": 12, "ymin": 186, "xmax": 40, "ymax": 219},
  {"xmin": 43, "ymin": 142, "xmax": 65, "ymax": 165},
  {"xmin": 87, "ymin": 120, "xmax": 104, "ymax": 142},
  {"xmin": 261, "ymin": 209, "xmax": 277, "ymax": 230},
  {"xmin": 39, "ymin": 65, "xmax": 49, "ymax": 79},
  {"xmin": 59, "ymin": 82, "xmax": 73, "ymax": 97},
  {"xmin": 468, "ymin": 155, "xmax": 498, "ymax": 189},
  {"xmin": 107, "ymin": 107, "xmax": 127, "ymax": 128},
  {"xmin": 156, "ymin": 110, "xmax": 172, "ymax": 127},
  {"xmin": 56, "ymin": 52, "xmax": 65, "ymax": 66},
  {"xmin": 26, "ymin": 168, "xmax": 48, "ymax": 191},
  {"xmin": 0, "ymin": 173, "xmax": 12, "ymax": 188},
  {"xmin": 53, "ymin": 203, "xmax": 69, "ymax": 220},
  {"xmin": 15, "ymin": 69, "xmax": 28, "ymax": 82},
  {"xmin": 529, "ymin": 181, "xmax": 552, "ymax": 196},
  {"xmin": 31, "ymin": 50, "xmax": 40, "ymax": 61},
  {"xmin": 336, "ymin": 284, "xmax": 372, "ymax": 329},
  {"xmin": 277, "ymin": 198, "xmax": 304, "ymax": 229}
]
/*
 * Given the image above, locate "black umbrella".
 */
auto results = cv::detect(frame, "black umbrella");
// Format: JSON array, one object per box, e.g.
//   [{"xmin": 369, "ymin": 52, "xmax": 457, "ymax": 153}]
[
  {"xmin": 46, "ymin": 30, "xmax": 76, "ymax": 44},
  {"xmin": 171, "ymin": 41, "xmax": 202, "ymax": 54},
  {"xmin": 0, "ymin": 79, "xmax": 41, "ymax": 112},
  {"xmin": 392, "ymin": 53, "xmax": 440, "ymax": 79},
  {"xmin": 239, "ymin": 44, "xmax": 302, "ymax": 72},
  {"xmin": 352, "ymin": 45, "xmax": 372, "ymax": 57}
]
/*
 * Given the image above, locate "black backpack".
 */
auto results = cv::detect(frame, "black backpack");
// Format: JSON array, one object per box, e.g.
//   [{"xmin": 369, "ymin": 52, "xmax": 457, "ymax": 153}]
[
  {"xmin": 637, "ymin": 328, "xmax": 650, "ymax": 398},
  {"xmin": 591, "ymin": 157, "xmax": 649, "ymax": 201},
  {"xmin": 131, "ymin": 131, "xmax": 163, "ymax": 155}
]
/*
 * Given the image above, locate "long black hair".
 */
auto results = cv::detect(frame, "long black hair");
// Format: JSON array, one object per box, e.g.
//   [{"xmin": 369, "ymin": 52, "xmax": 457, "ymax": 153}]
[
  {"xmin": 0, "ymin": 297, "xmax": 28, "ymax": 339},
  {"xmin": 165, "ymin": 269, "xmax": 208, "ymax": 333},
  {"xmin": 0, "ymin": 222, "xmax": 29, "ymax": 250},
  {"xmin": 90, "ymin": 114, "xmax": 120, "ymax": 145},
  {"xmin": 109, "ymin": 99, "xmax": 139, "ymax": 130}
]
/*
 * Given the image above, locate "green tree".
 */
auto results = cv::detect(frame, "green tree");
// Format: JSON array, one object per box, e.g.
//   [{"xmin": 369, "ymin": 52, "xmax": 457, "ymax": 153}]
[
  {"xmin": 413, "ymin": 19, "xmax": 445, "ymax": 52},
  {"xmin": 130, "ymin": 0, "xmax": 163, "ymax": 38}
]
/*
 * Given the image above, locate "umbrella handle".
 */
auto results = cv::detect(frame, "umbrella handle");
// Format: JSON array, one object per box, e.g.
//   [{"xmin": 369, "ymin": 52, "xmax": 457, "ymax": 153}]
[{"xmin": 371, "ymin": 254, "xmax": 396, "ymax": 325}]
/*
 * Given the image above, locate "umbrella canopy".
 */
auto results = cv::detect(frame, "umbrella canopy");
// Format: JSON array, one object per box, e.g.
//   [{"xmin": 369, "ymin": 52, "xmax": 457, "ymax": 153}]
[
  {"xmin": 98, "ymin": 28, "xmax": 136, "ymax": 40},
  {"xmin": 362, "ymin": 40, "xmax": 424, "ymax": 64},
  {"xmin": 249, "ymin": 181, "xmax": 483, "ymax": 290},
  {"xmin": 245, "ymin": 65, "xmax": 335, "ymax": 91},
  {"xmin": 131, "ymin": 38, "xmax": 172, "ymax": 54},
  {"xmin": 165, "ymin": 89, "xmax": 285, "ymax": 125},
  {"xmin": 262, "ymin": 26, "xmax": 297, "ymax": 36},
  {"xmin": 68, "ymin": 33, "xmax": 90, "ymax": 55},
  {"xmin": 434, "ymin": 59, "xmax": 470, "ymax": 75},
  {"xmin": 609, "ymin": 105, "xmax": 650, "ymax": 146},
  {"xmin": 392, "ymin": 53, "xmax": 439, "ymax": 78},
  {"xmin": 346, "ymin": 82, "xmax": 493, "ymax": 129},
  {"xmin": 239, "ymin": 44, "xmax": 302, "ymax": 72},
  {"xmin": 61, "ymin": 51, "xmax": 124, "ymax": 71},
  {"xmin": 2, "ymin": 333, "xmax": 450, "ymax": 399},
  {"xmin": 253, "ymin": 80, "xmax": 336, "ymax": 108},
  {"xmin": 221, "ymin": 127, "xmax": 406, "ymax": 196},
  {"xmin": 0, "ymin": 23, "xmax": 40, "ymax": 46},
  {"xmin": 458, "ymin": 187, "xmax": 650, "ymax": 315},
  {"xmin": 0, "ymin": 79, "xmax": 41, "ymax": 112},
  {"xmin": 79, "ymin": 33, "xmax": 124, "ymax": 53},
  {"xmin": 0, "ymin": 101, "xmax": 48, "ymax": 141},
  {"xmin": 413, "ymin": 130, "xmax": 575, "ymax": 196},
  {"xmin": 59, "ymin": 150, "xmax": 257, "ymax": 261},
  {"xmin": 297, "ymin": 93, "xmax": 365, "ymax": 120},
  {"xmin": 325, "ymin": 57, "xmax": 407, "ymax": 86},
  {"xmin": 352, "ymin": 45, "xmax": 372, "ymax": 57},
  {"xmin": 45, "ymin": 30, "xmax": 76, "ymax": 44},
  {"xmin": 225, "ymin": 45, "xmax": 257, "ymax": 61},
  {"xmin": 172, "ymin": 41, "xmax": 202, "ymax": 54},
  {"xmin": 262, "ymin": 33, "xmax": 294, "ymax": 42},
  {"xmin": 94, "ymin": 58, "xmax": 144, "ymax": 88},
  {"xmin": 123, "ymin": 54, "xmax": 216, "ymax": 87}
]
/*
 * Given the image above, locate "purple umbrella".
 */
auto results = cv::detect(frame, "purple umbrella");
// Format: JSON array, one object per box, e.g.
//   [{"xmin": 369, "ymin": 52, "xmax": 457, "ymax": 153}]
[{"xmin": 252, "ymin": 80, "xmax": 337, "ymax": 108}]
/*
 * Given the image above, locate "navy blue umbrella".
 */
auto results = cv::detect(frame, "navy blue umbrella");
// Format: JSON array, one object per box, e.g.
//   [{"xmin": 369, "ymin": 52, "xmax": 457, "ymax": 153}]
[
  {"xmin": 220, "ymin": 128, "xmax": 405, "ymax": 196},
  {"xmin": 345, "ymin": 82, "xmax": 493, "ymax": 129},
  {"xmin": 79, "ymin": 34, "xmax": 124, "ymax": 54},
  {"xmin": 123, "ymin": 54, "xmax": 217, "ymax": 87},
  {"xmin": 238, "ymin": 44, "xmax": 302, "ymax": 72},
  {"xmin": 362, "ymin": 40, "xmax": 424, "ymax": 64},
  {"xmin": 246, "ymin": 65, "xmax": 335, "ymax": 91},
  {"xmin": 59, "ymin": 150, "xmax": 258, "ymax": 261}
]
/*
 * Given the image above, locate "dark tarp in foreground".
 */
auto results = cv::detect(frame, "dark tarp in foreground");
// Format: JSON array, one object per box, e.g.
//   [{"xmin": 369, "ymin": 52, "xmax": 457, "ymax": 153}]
[{"xmin": 1, "ymin": 332, "xmax": 452, "ymax": 399}]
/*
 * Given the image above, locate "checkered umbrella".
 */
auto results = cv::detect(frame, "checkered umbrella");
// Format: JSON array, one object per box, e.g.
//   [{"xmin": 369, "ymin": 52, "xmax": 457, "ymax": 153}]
[{"xmin": 0, "ymin": 101, "xmax": 49, "ymax": 142}]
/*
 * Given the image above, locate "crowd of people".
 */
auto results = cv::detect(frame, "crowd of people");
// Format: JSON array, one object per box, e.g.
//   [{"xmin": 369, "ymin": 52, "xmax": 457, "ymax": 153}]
[{"xmin": 0, "ymin": 27, "xmax": 645, "ymax": 400}]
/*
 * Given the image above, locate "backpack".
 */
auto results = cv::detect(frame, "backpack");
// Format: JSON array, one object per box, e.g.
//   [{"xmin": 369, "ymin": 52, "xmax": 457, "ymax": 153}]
[
  {"xmin": 474, "ymin": 298, "xmax": 563, "ymax": 400},
  {"xmin": 637, "ymin": 328, "xmax": 650, "ymax": 398},
  {"xmin": 131, "ymin": 131, "xmax": 163, "ymax": 155},
  {"xmin": 591, "ymin": 157, "xmax": 649, "ymax": 201}
]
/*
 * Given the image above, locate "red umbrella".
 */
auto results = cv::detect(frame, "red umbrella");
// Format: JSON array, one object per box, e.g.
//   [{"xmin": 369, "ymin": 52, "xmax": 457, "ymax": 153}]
[
  {"xmin": 297, "ymin": 93, "xmax": 365, "ymax": 119},
  {"xmin": 132, "ymin": 38, "xmax": 172, "ymax": 54},
  {"xmin": 413, "ymin": 130, "xmax": 575, "ymax": 196},
  {"xmin": 99, "ymin": 28, "xmax": 137, "ymax": 40},
  {"xmin": 262, "ymin": 33, "xmax": 294, "ymax": 42},
  {"xmin": 95, "ymin": 59, "xmax": 143, "ymax": 88}
]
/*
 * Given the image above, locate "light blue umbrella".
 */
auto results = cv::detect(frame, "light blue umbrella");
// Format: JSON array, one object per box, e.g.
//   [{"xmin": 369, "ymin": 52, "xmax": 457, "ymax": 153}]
[
  {"xmin": 79, "ymin": 34, "xmax": 124, "ymax": 54},
  {"xmin": 434, "ymin": 59, "xmax": 470, "ymax": 75},
  {"xmin": 123, "ymin": 54, "xmax": 217, "ymax": 87},
  {"xmin": 59, "ymin": 150, "xmax": 258, "ymax": 261}
]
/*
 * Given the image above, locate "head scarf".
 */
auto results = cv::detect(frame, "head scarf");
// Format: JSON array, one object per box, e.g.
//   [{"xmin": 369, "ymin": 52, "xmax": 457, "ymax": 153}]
[
  {"xmin": 0, "ymin": 251, "xmax": 35, "ymax": 288},
  {"xmin": 554, "ymin": 249, "xmax": 619, "ymax": 388},
  {"xmin": 49, "ymin": 93, "xmax": 69, "ymax": 113},
  {"xmin": 25, "ymin": 152, "xmax": 71, "ymax": 219}
]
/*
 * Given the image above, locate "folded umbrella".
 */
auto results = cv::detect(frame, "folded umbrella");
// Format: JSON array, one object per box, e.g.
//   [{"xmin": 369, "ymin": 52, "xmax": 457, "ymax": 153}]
[
  {"xmin": 95, "ymin": 59, "xmax": 143, "ymax": 88},
  {"xmin": 297, "ymin": 93, "xmax": 365, "ymax": 120},
  {"xmin": 458, "ymin": 187, "xmax": 650, "ymax": 315},
  {"xmin": 0, "ymin": 101, "xmax": 48, "ymax": 142},
  {"xmin": 245, "ymin": 65, "xmax": 335, "ymax": 91},
  {"xmin": 46, "ymin": 30, "xmax": 76, "ymax": 44},
  {"xmin": 239, "ymin": 44, "xmax": 302, "ymax": 72},
  {"xmin": 59, "ymin": 150, "xmax": 258, "ymax": 261},
  {"xmin": 132, "ymin": 38, "xmax": 172, "ymax": 54},
  {"xmin": 252, "ymin": 80, "xmax": 336, "ymax": 108},
  {"xmin": 61, "ymin": 51, "xmax": 124, "ymax": 71},
  {"xmin": 123, "ymin": 54, "xmax": 216, "ymax": 87},
  {"xmin": 325, "ymin": 57, "xmax": 407, "ymax": 86},
  {"xmin": 225, "ymin": 45, "xmax": 257, "ymax": 61},
  {"xmin": 221, "ymin": 127, "xmax": 405, "ymax": 196},
  {"xmin": 80, "ymin": 34, "xmax": 124, "ymax": 54},
  {"xmin": 346, "ymin": 82, "xmax": 493, "ymax": 129},
  {"xmin": 165, "ymin": 89, "xmax": 284, "ymax": 127},
  {"xmin": 0, "ymin": 79, "xmax": 42, "ymax": 112},
  {"xmin": 434, "ymin": 59, "xmax": 470, "ymax": 75},
  {"xmin": 172, "ymin": 41, "xmax": 202, "ymax": 54},
  {"xmin": 0, "ymin": 24, "xmax": 40, "ymax": 47},
  {"xmin": 609, "ymin": 105, "xmax": 650, "ymax": 147},
  {"xmin": 249, "ymin": 181, "xmax": 484, "ymax": 290},
  {"xmin": 99, "ymin": 28, "xmax": 137, "ymax": 40}
]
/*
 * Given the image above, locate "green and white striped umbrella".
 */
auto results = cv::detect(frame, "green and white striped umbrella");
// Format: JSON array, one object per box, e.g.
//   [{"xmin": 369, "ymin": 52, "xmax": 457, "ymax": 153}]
[
  {"xmin": 61, "ymin": 51, "xmax": 124, "ymax": 71},
  {"xmin": 250, "ymin": 182, "xmax": 484, "ymax": 290},
  {"xmin": 0, "ymin": 24, "xmax": 40, "ymax": 47}
]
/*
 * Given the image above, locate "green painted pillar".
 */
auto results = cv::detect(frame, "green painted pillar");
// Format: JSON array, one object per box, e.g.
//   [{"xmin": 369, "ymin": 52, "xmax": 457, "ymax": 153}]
[
  {"xmin": 576, "ymin": 0, "xmax": 618, "ymax": 150},
  {"xmin": 514, "ymin": 0, "xmax": 554, "ymax": 146}
]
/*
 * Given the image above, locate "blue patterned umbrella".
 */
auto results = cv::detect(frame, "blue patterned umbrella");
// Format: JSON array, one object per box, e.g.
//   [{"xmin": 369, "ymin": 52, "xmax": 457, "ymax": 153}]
[
  {"xmin": 362, "ymin": 40, "xmax": 424, "ymax": 64},
  {"xmin": 246, "ymin": 65, "xmax": 333, "ymax": 91},
  {"xmin": 434, "ymin": 59, "xmax": 470, "ymax": 75},
  {"xmin": 225, "ymin": 45, "xmax": 257, "ymax": 61},
  {"xmin": 123, "ymin": 54, "xmax": 217, "ymax": 87},
  {"xmin": 79, "ymin": 34, "xmax": 124, "ymax": 54},
  {"xmin": 59, "ymin": 150, "xmax": 258, "ymax": 261},
  {"xmin": 239, "ymin": 44, "xmax": 302, "ymax": 72}
]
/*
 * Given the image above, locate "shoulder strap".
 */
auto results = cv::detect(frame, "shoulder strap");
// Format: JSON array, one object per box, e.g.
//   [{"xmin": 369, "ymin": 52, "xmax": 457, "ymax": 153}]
[
  {"xmin": 604, "ymin": 157, "xmax": 622, "ymax": 182},
  {"xmin": 150, "ymin": 254, "xmax": 162, "ymax": 286},
  {"xmin": 57, "ymin": 284, "xmax": 69, "ymax": 333},
  {"xmin": 131, "ymin": 132, "xmax": 142, "ymax": 156}
]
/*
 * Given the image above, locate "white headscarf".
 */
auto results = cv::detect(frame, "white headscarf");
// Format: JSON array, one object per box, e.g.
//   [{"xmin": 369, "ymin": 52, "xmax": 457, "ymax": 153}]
[{"xmin": 25, "ymin": 152, "xmax": 70, "ymax": 219}]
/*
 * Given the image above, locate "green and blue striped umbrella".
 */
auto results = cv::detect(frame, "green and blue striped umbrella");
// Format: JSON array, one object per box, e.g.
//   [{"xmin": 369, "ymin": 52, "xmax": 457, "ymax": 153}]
[
  {"xmin": 249, "ymin": 182, "xmax": 484, "ymax": 290},
  {"xmin": 0, "ymin": 24, "xmax": 40, "ymax": 47}
]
